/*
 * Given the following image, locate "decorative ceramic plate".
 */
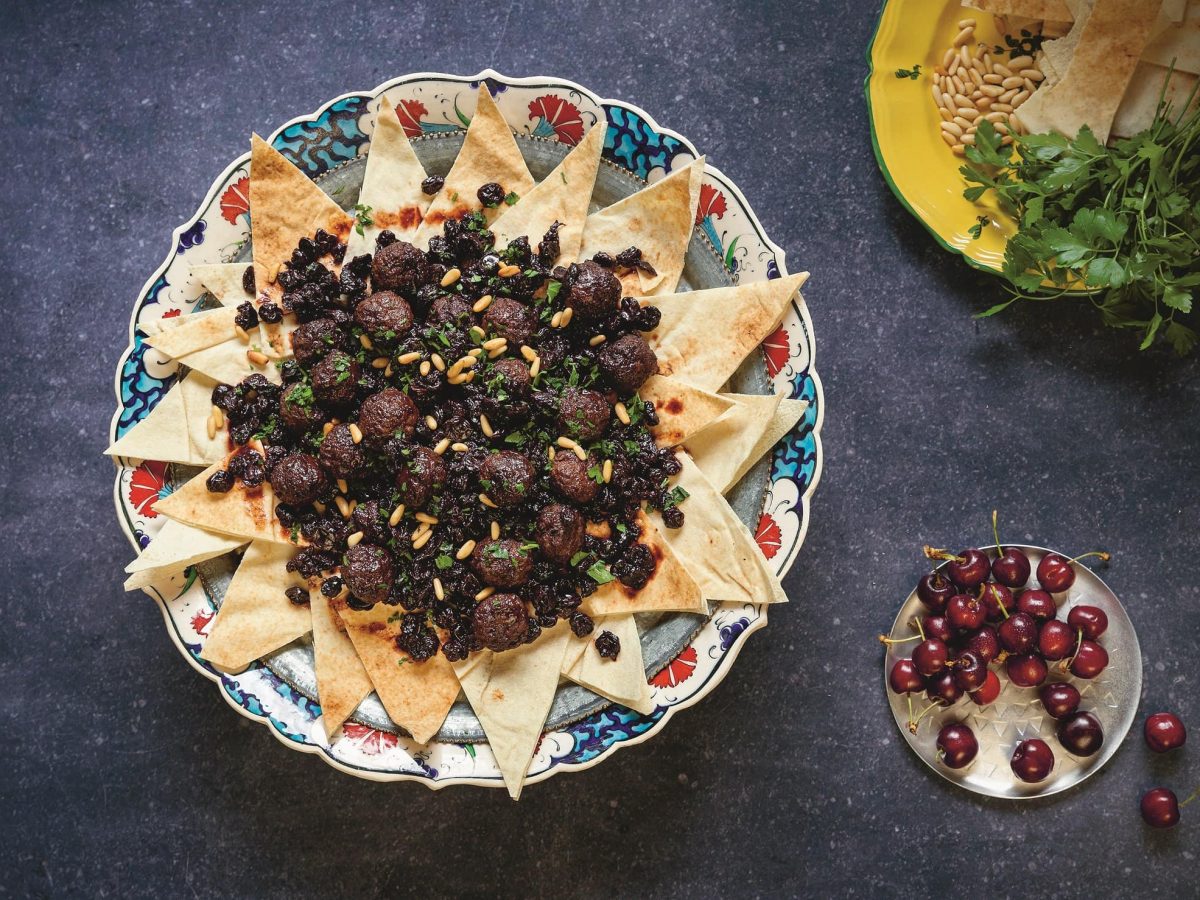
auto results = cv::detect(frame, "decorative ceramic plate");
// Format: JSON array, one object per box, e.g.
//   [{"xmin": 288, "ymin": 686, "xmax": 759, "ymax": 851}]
[
  {"xmin": 109, "ymin": 70, "xmax": 823, "ymax": 787},
  {"xmin": 866, "ymin": 0, "xmax": 1042, "ymax": 274},
  {"xmin": 882, "ymin": 545, "xmax": 1141, "ymax": 799}
]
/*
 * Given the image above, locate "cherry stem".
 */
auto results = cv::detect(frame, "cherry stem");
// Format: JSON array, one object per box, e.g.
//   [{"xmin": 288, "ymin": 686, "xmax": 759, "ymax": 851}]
[
  {"xmin": 1060, "ymin": 626, "xmax": 1084, "ymax": 671},
  {"xmin": 991, "ymin": 509, "xmax": 1003, "ymax": 554},
  {"xmin": 1067, "ymin": 550, "xmax": 1112, "ymax": 566},
  {"xmin": 982, "ymin": 583, "xmax": 1010, "ymax": 619},
  {"xmin": 923, "ymin": 545, "xmax": 964, "ymax": 564},
  {"xmin": 914, "ymin": 617, "xmax": 926, "ymax": 641},
  {"xmin": 1179, "ymin": 785, "xmax": 1200, "ymax": 808},
  {"xmin": 878, "ymin": 633, "xmax": 920, "ymax": 645},
  {"xmin": 907, "ymin": 702, "xmax": 939, "ymax": 734}
]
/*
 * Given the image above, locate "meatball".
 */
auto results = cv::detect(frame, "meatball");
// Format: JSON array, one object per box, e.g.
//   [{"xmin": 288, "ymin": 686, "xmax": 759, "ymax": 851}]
[
  {"xmin": 597, "ymin": 333, "xmax": 659, "ymax": 395},
  {"xmin": 279, "ymin": 382, "xmax": 324, "ymax": 433},
  {"xmin": 535, "ymin": 503, "xmax": 585, "ymax": 566},
  {"xmin": 290, "ymin": 318, "xmax": 344, "ymax": 367},
  {"xmin": 550, "ymin": 450, "xmax": 599, "ymax": 504},
  {"xmin": 471, "ymin": 593, "xmax": 529, "ymax": 652},
  {"xmin": 490, "ymin": 357, "xmax": 531, "ymax": 397},
  {"xmin": 557, "ymin": 387, "xmax": 611, "ymax": 443},
  {"xmin": 370, "ymin": 240, "xmax": 433, "ymax": 296},
  {"xmin": 358, "ymin": 388, "xmax": 418, "ymax": 445},
  {"xmin": 567, "ymin": 260, "xmax": 621, "ymax": 323},
  {"xmin": 343, "ymin": 543, "xmax": 394, "ymax": 606},
  {"xmin": 428, "ymin": 294, "xmax": 471, "ymax": 327},
  {"xmin": 319, "ymin": 424, "xmax": 365, "ymax": 479},
  {"xmin": 354, "ymin": 291, "xmax": 414, "ymax": 346},
  {"xmin": 310, "ymin": 350, "xmax": 360, "ymax": 408},
  {"xmin": 471, "ymin": 539, "xmax": 534, "ymax": 589},
  {"xmin": 478, "ymin": 451, "xmax": 535, "ymax": 507},
  {"xmin": 393, "ymin": 446, "xmax": 446, "ymax": 509},
  {"xmin": 270, "ymin": 453, "xmax": 328, "ymax": 506},
  {"xmin": 482, "ymin": 297, "xmax": 537, "ymax": 346}
]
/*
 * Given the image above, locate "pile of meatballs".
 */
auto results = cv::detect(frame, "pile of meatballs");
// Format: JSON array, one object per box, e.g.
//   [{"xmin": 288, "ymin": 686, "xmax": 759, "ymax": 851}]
[{"xmin": 207, "ymin": 207, "xmax": 687, "ymax": 663}]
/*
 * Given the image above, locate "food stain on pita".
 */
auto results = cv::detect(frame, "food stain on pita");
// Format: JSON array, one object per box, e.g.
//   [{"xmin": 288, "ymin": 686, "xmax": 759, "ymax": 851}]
[
  {"xmin": 373, "ymin": 206, "xmax": 424, "ymax": 232},
  {"xmin": 491, "ymin": 689, "xmax": 505, "ymax": 702},
  {"xmin": 664, "ymin": 398, "xmax": 683, "ymax": 415},
  {"xmin": 244, "ymin": 486, "xmax": 267, "ymax": 532},
  {"xmin": 422, "ymin": 204, "xmax": 471, "ymax": 229}
]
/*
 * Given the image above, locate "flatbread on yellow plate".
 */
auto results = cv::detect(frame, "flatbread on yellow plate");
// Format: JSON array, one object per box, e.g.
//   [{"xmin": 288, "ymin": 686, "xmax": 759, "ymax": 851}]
[
  {"xmin": 639, "ymin": 374, "xmax": 735, "ymax": 447},
  {"xmin": 561, "ymin": 612, "xmax": 654, "ymax": 715},
  {"xmin": 123, "ymin": 518, "xmax": 245, "ymax": 591},
  {"xmin": 154, "ymin": 458, "xmax": 297, "ymax": 545},
  {"xmin": 583, "ymin": 510, "xmax": 706, "ymax": 616},
  {"xmin": 310, "ymin": 591, "xmax": 373, "ymax": 738}
]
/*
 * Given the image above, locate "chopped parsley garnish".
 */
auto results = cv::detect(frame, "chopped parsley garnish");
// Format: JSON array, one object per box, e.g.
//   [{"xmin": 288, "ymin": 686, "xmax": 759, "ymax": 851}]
[
  {"xmin": 662, "ymin": 485, "xmax": 690, "ymax": 510},
  {"xmin": 569, "ymin": 550, "xmax": 589, "ymax": 566},
  {"xmin": 353, "ymin": 203, "xmax": 374, "ymax": 236},
  {"xmin": 587, "ymin": 561, "xmax": 615, "ymax": 584},
  {"xmin": 504, "ymin": 191, "xmax": 519, "ymax": 206},
  {"xmin": 435, "ymin": 554, "xmax": 454, "ymax": 570}
]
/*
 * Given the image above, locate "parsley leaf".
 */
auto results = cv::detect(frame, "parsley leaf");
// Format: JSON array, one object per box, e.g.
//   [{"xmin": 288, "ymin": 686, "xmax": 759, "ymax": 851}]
[{"xmin": 587, "ymin": 561, "xmax": 615, "ymax": 584}]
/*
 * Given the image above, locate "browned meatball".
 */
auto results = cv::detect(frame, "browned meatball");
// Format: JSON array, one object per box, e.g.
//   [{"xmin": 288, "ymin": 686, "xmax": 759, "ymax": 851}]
[
  {"xmin": 471, "ymin": 593, "xmax": 529, "ymax": 652},
  {"xmin": 270, "ymin": 453, "xmax": 328, "ymax": 506},
  {"xmin": 471, "ymin": 539, "xmax": 534, "ymax": 589},
  {"xmin": 310, "ymin": 350, "xmax": 360, "ymax": 408},
  {"xmin": 370, "ymin": 240, "xmax": 434, "ymax": 296},
  {"xmin": 596, "ymin": 333, "xmax": 659, "ymax": 395},
  {"xmin": 354, "ymin": 291, "xmax": 414, "ymax": 346},
  {"xmin": 319, "ymin": 424, "xmax": 365, "ymax": 479},
  {"xmin": 343, "ymin": 543, "xmax": 394, "ymax": 606},
  {"xmin": 557, "ymin": 387, "xmax": 610, "ymax": 443},
  {"xmin": 490, "ymin": 357, "xmax": 531, "ymax": 397},
  {"xmin": 358, "ymin": 388, "xmax": 418, "ymax": 445},
  {"xmin": 478, "ymin": 451, "xmax": 535, "ymax": 507},
  {"xmin": 278, "ymin": 382, "xmax": 324, "ymax": 433},
  {"xmin": 482, "ymin": 297, "xmax": 537, "ymax": 345},
  {"xmin": 535, "ymin": 503, "xmax": 584, "ymax": 566},
  {"xmin": 567, "ymin": 260, "xmax": 621, "ymax": 323},
  {"xmin": 550, "ymin": 450, "xmax": 599, "ymax": 504},
  {"xmin": 393, "ymin": 446, "xmax": 446, "ymax": 509},
  {"xmin": 290, "ymin": 318, "xmax": 344, "ymax": 367},
  {"xmin": 428, "ymin": 295, "xmax": 471, "ymax": 327}
]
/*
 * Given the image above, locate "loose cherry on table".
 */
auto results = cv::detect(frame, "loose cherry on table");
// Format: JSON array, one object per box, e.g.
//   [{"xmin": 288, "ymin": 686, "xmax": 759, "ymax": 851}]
[
  {"xmin": 1039, "ymin": 682, "xmax": 1081, "ymax": 720},
  {"xmin": 1068, "ymin": 639, "xmax": 1109, "ymax": 679},
  {"xmin": 1057, "ymin": 711, "xmax": 1104, "ymax": 757},
  {"xmin": 1036, "ymin": 550, "xmax": 1111, "ymax": 593},
  {"xmin": 1067, "ymin": 605, "xmax": 1109, "ymax": 640},
  {"xmin": 989, "ymin": 511, "xmax": 1032, "ymax": 587},
  {"xmin": 1038, "ymin": 619, "xmax": 1076, "ymax": 660},
  {"xmin": 924, "ymin": 546, "xmax": 991, "ymax": 590},
  {"xmin": 936, "ymin": 723, "xmax": 979, "ymax": 769},
  {"xmin": 1007, "ymin": 653, "xmax": 1048, "ymax": 688},
  {"xmin": 1144, "ymin": 712, "xmax": 1187, "ymax": 753},
  {"xmin": 1017, "ymin": 589, "xmax": 1056, "ymax": 620},
  {"xmin": 1141, "ymin": 788, "xmax": 1182, "ymax": 828},
  {"xmin": 1011, "ymin": 738, "xmax": 1055, "ymax": 783},
  {"xmin": 970, "ymin": 669, "xmax": 1001, "ymax": 706}
]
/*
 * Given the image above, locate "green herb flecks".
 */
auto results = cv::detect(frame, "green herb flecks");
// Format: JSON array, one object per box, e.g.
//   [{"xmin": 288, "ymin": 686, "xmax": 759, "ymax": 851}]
[
  {"xmin": 353, "ymin": 203, "xmax": 374, "ymax": 237},
  {"xmin": 504, "ymin": 192, "xmax": 519, "ymax": 206},
  {"xmin": 587, "ymin": 561, "xmax": 615, "ymax": 585}
]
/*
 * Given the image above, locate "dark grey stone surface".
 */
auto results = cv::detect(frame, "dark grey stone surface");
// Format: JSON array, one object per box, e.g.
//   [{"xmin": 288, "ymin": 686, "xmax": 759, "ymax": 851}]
[{"xmin": 2, "ymin": 0, "xmax": 1197, "ymax": 896}]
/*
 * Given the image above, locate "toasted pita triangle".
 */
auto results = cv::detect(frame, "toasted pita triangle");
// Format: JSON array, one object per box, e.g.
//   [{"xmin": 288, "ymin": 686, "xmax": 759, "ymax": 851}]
[
  {"xmin": 105, "ymin": 379, "xmax": 190, "ymax": 463},
  {"xmin": 191, "ymin": 263, "xmax": 254, "ymax": 307},
  {"xmin": 452, "ymin": 623, "xmax": 571, "ymax": 799},
  {"xmin": 965, "ymin": 0, "xmax": 1073, "ymax": 24},
  {"xmin": 685, "ymin": 393, "xmax": 809, "ymax": 493},
  {"xmin": 562, "ymin": 613, "xmax": 654, "ymax": 715},
  {"xmin": 653, "ymin": 452, "xmax": 787, "ymax": 604},
  {"xmin": 177, "ymin": 372, "xmax": 230, "ymax": 463},
  {"xmin": 1113, "ymin": 63, "xmax": 1198, "ymax": 138},
  {"xmin": 414, "ymin": 87, "xmax": 535, "ymax": 245},
  {"xmin": 200, "ymin": 541, "xmax": 312, "ymax": 672},
  {"xmin": 578, "ymin": 157, "xmax": 705, "ymax": 295},
  {"xmin": 345, "ymin": 96, "xmax": 430, "ymax": 258},
  {"xmin": 489, "ymin": 120, "xmax": 606, "ymax": 264},
  {"xmin": 154, "ymin": 459, "xmax": 296, "ymax": 545},
  {"xmin": 175, "ymin": 337, "xmax": 282, "ymax": 386},
  {"xmin": 646, "ymin": 273, "xmax": 808, "ymax": 392},
  {"xmin": 584, "ymin": 510, "xmax": 706, "ymax": 616},
  {"xmin": 123, "ymin": 518, "xmax": 246, "ymax": 591},
  {"xmin": 640, "ymin": 374, "xmax": 735, "ymax": 447},
  {"xmin": 332, "ymin": 599, "xmax": 459, "ymax": 743},
  {"xmin": 309, "ymin": 592, "xmax": 373, "ymax": 738},
  {"xmin": 145, "ymin": 306, "xmax": 240, "ymax": 360}
]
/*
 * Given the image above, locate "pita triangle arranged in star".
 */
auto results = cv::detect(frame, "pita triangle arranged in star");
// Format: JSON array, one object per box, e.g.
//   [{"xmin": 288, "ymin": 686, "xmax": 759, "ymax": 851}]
[
  {"xmin": 561, "ymin": 612, "xmax": 654, "ymax": 715},
  {"xmin": 123, "ymin": 518, "xmax": 246, "ymax": 591},
  {"xmin": 154, "ymin": 458, "xmax": 296, "ymax": 545},
  {"xmin": 310, "ymin": 592, "xmax": 373, "ymax": 739},
  {"xmin": 190, "ymin": 263, "xmax": 254, "ymax": 307},
  {"xmin": 686, "ymin": 392, "xmax": 809, "ymax": 493},
  {"xmin": 639, "ymin": 374, "xmax": 735, "ymax": 448},
  {"xmin": 584, "ymin": 510, "xmax": 707, "ymax": 616}
]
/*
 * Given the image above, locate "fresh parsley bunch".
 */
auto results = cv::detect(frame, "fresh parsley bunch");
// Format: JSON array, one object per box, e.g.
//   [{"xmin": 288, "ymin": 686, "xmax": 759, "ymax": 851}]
[{"xmin": 961, "ymin": 85, "xmax": 1200, "ymax": 354}]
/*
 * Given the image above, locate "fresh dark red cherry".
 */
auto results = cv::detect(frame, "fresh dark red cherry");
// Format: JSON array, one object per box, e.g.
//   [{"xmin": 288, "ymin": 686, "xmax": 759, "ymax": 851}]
[
  {"xmin": 947, "ymin": 594, "xmax": 986, "ymax": 631},
  {"xmin": 1141, "ymin": 788, "xmax": 1181, "ymax": 828},
  {"xmin": 889, "ymin": 659, "xmax": 926, "ymax": 694},
  {"xmin": 952, "ymin": 650, "xmax": 988, "ymax": 691},
  {"xmin": 923, "ymin": 615, "xmax": 954, "ymax": 644},
  {"xmin": 1058, "ymin": 711, "xmax": 1104, "ymax": 757},
  {"xmin": 970, "ymin": 669, "xmax": 1001, "ymax": 705},
  {"xmin": 936, "ymin": 723, "xmax": 979, "ymax": 769},
  {"xmin": 1017, "ymin": 589, "xmax": 1056, "ymax": 620},
  {"xmin": 998, "ymin": 611, "xmax": 1038, "ymax": 654},
  {"xmin": 1037, "ymin": 552, "xmax": 1077, "ymax": 593},
  {"xmin": 1039, "ymin": 682, "xmax": 1080, "ymax": 719},
  {"xmin": 1038, "ymin": 620, "xmax": 1076, "ymax": 660},
  {"xmin": 1144, "ymin": 712, "xmax": 1187, "ymax": 753},
  {"xmin": 917, "ymin": 572, "xmax": 956, "ymax": 612},
  {"xmin": 927, "ymin": 670, "xmax": 964, "ymax": 706},
  {"xmin": 979, "ymin": 582, "xmax": 1013, "ymax": 622},
  {"xmin": 947, "ymin": 548, "xmax": 991, "ymax": 589},
  {"xmin": 1069, "ymin": 639, "xmax": 1108, "ymax": 679},
  {"xmin": 913, "ymin": 639, "xmax": 949, "ymax": 677},
  {"xmin": 1011, "ymin": 738, "xmax": 1055, "ymax": 782},
  {"xmin": 1007, "ymin": 653, "xmax": 1048, "ymax": 687},
  {"xmin": 1067, "ymin": 605, "xmax": 1108, "ymax": 640},
  {"xmin": 992, "ymin": 546, "xmax": 1031, "ymax": 588},
  {"xmin": 965, "ymin": 626, "xmax": 1000, "ymax": 664}
]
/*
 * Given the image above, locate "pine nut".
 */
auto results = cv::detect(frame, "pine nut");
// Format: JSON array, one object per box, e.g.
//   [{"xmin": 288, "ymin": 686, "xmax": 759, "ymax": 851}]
[
  {"xmin": 589, "ymin": 334, "xmax": 606, "ymax": 346},
  {"xmin": 980, "ymin": 84, "xmax": 1004, "ymax": 97},
  {"xmin": 481, "ymin": 337, "xmax": 506, "ymax": 351},
  {"xmin": 480, "ymin": 414, "xmax": 493, "ymax": 437},
  {"xmin": 468, "ymin": 347, "xmax": 483, "ymax": 358},
  {"xmin": 953, "ymin": 93, "xmax": 973, "ymax": 107},
  {"xmin": 419, "ymin": 360, "xmax": 431, "ymax": 376},
  {"xmin": 335, "ymin": 496, "xmax": 351, "ymax": 518},
  {"xmin": 931, "ymin": 82, "xmax": 942, "ymax": 104},
  {"xmin": 983, "ymin": 73, "xmax": 1003, "ymax": 85},
  {"xmin": 957, "ymin": 108, "xmax": 980, "ymax": 122},
  {"xmin": 615, "ymin": 402, "xmax": 631, "ymax": 425},
  {"xmin": 968, "ymin": 68, "xmax": 983, "ymax": 88},
  {"xmin": 313, "ymin": 500, "xmax": 327, "ymax": 514},
  {"xmin": 425, "ymin": 415, "xmax": 437, "ymax": 430},
  {"xmin": 977, "ymin": 97, "xmax": 993, "ymax": 110},
  {"xmin": 942, "ymin": 121, "xmax": 964, "ymax": 138},
  {"xmin": 952, "ymin": 115, "xmax": 973, "ymax": 129},
  {"xmin": 336, "ymin": 478, "xmax": 349, "ymax": 494},
  {"xmin": 529, "ymin": 357, "xmax": 541, "ymax": 378},
  {"xmin": 560, "ymin": 308, "xmax": 574, "ymax": 327},
  {"xmin": 951, "ymin": 144, "xmax": 966, "ymax": 156},
  {"xmin": 323, "ymin": 422, "xmax": 334, "ymax": 436},
  {"xmin": 969, "ymin": 57, "xmax": 985, "ymax": 74},
  {"xmin": 206, "ymin": 416, "xmax": 216, "ymax": 440},
  {"xmin": 1012, "ymin": 90, "xmax": 1030, "ymax": 107},
  {"xmin": 498, "ymin": 264, "xmax": 520, "ymax": 277},
  {"xmin": 941, "ymin": 131, "xmax": 958, "ymax": 147},
  {"xmin": 388, "ymin": 505, "xmax": 405, "ymax": 526},
  {"xmin": 469, "ymin": 326, "xmax": 486, "ymax": 341},
  {"xmin": 951, "ymin": 74, "xmax": 965, "ymax": 95},
  {"xmin": 359, "ymin": 334, "xmax": 373, "ymax": 350},
  {"xmin": 959, "ymin": 45, "xmax": 970, "ymax": 67},
  {"xmin": 475, "ymin": 586, "xmax": 495, "ymax": 602},
  {"xmin": 602, "ymin": 459, "xmax": 613, "ymax": 483},
  {"xmin": 520, "ymin": 345, "xmax": 537, "ymax": 362},
  {"xmin": 431, "ymin": 353, "xmax": 446, "ymax": 372},
  {"xmin": 491, "ymin": 521, "xmax": 500, "ymax": 540},
  {"xmin": 415, "ymin": 512, "xmax": 438, "ymax": 525},
  {"xmin": 1001, "ymin": 76, "xmax": 1023, "ymax": 90},
  {"xmin": 550, "ymin": 311, "xmax": 563, "ymax": 329},
  {"xmin": 349, "ymin": 423, "xmax": 363, "ymax": 444},
  {"xmin": 1020, "ymin": 69, "xmax": 1043, "ymax": 81},
  {"xmin": 440, "ymin": 268, "xmax": 461, "ymax": 287},
  {"xmin": 347, "ymin": 531, "xmax": 364, "ymax": 548},
  {"xmin": 1008, "ymin": 55, "xmax": 1032, "ymax": 69},
  {"xmin": 953, "ymin": 26, "xmax": 974, "ymax": 47},
  {"xmin": 479, "ymin": 493, "xmax": 498, "ymax": 509},
  {"xmin": 961, "ymin": 133, "xmax": 976, "ymax": 145},
  {"xmin": 235, "ymin": 324, "xmax": 251, "ymax": 342},
  {"xmin": 942, "ymin": 48, "xmax": 955, "ymax": 68},
  {"xmin": 432, "ymin": 437, "xmax": 450, "ymax": 455},
  {"xmin": 992, "ymin": 63, "xmax": 1013, "ymax": 78},
  {"xmin": 456, "ymin": 540, "xmax": 476, "ymax": 560},
  {"xmin": 247, "ymin": 350, "xmax": 269, "ymax": 365},
  {"xmin": 487, "ymin": 345, "xmax": 507, "ymax": 359},
  {"xmin": 941, "ymin": 91, "xmax": 955, "ymax": 110},
  {"xmin": 412, "ymin": 529, "xmax": 433, "ymax": 550},
  {"xmin": 456, "ymin": 355, "xmax": 478, "ymax": 369},
  {"xmin": 992, "ymin": 102, "xmax": 1014, "ymax": 113},
  {"xmin": 451, "ymin": 442, "xmax": 468, "ymax": 453},
  {"xmin": 371, "ymin": 356, "xmax": 389, "ymax": 369},
  {"xmin": 957, "ymin": 17, "xmax": 976, "ymax": 29},
  {"xmin": 398, "ymin": 351, "xmax": 422, "ymax": 364},
  {"xmin": 1009, "ymin": 114, "xmax": 1024, "ymax": 133},
  {"xmin": 548, "ymin": 445, "xmax": 555, "ymax": 460},
  {"xmin": 472, "ymin": 295, "xmax": 494, "ymax": 313}
]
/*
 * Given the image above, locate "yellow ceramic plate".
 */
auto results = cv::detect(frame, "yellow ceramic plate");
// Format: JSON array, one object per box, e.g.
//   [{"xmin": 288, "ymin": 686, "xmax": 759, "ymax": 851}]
[{"xmin": 866, "ymin": 0, "xmax": 1038, "ymax": 274}]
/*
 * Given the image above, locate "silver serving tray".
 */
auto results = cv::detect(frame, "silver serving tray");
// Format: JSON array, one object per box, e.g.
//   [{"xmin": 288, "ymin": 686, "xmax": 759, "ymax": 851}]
[
  {"xmin": 882, "ymin": 545, "xmax": 1141, "ymax": 799},
  {"xmin": 184, "ymin": 132, "xmax": 772, "ymax": 742}
]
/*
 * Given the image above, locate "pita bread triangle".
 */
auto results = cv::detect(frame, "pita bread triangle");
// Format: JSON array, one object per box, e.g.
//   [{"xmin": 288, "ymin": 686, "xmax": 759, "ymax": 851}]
[
  {"xmin": 175, "ymin": 337, "xmax": 281, "ymax": 386},
  {"xmin": 191, "ymin": 263, "xmax": 254, "ymax": 307},
  {"xmin": 652, "ymin": 452, "xmax": 788, "ymax": 605},
  {"xmin": 646, "ymin": 272, "xmax": 809, "ymax": 392},
  {"xmin": 332, "ymin": 598, "xmax": 460, "ymax": 744},
  {"xmin": 639, "ymin": 374, "xmax": 735, "ymax": 447},
  {"xmin": 178, "ymin": 372, "xmax": 231, "ymax": 463},
  {"xmin": 123, "ymin": 518, "xmax": 246, "ymax": 591},
  {"xmin": 200, "ymin": 541, "xmax": 312, "ymax": 672},
  {"xmin": 105, "ymin": 378, "xmax": 191, "ymax": 464},
  {"xmin": 561, "ymin": 612, "xmax": 654, "ymax": 715},
  {"xmin": 153, "ymin": 458, "xmax": 297, "ymax": 545},
  {"xmin": 310, "ymin": 591, "xmax": 373, "ymax": 739},
  {"xmin": 489, "ymin": 120, "xmax": 606, "ymax": 264},
  {"xmin": 452, "ymin": 622, "xmax": 572, "ymax": 799},
  {"xmin": 685, "ymin": 393, "xmax": 809, "ymax": 494},
  {"xmin": 583, "ymin": 509, "xmax": 706, "ymax": 616},
  {"xmin": 414, "ymin": 87, "xmax": 535, "ymax": 245},
  {"xmin": 345, "ymin": 95, "xmax": 430, "ymax": 258},
  {"xmin": 578, "ymin": 156, "xmax": 705, "ymax": 295},
  {"xmin": 145, "ymin": 306, "xmax": 240, "ymax": 360}
]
